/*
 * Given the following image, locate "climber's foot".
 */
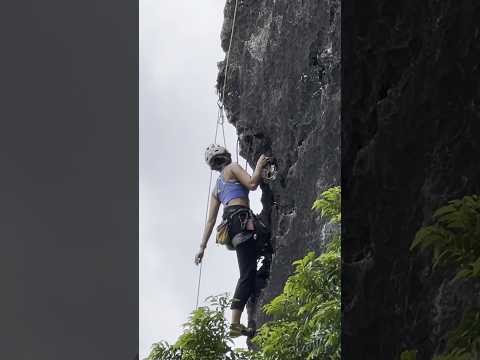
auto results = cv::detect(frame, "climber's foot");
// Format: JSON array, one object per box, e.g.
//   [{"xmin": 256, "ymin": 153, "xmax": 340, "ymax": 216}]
[
  {"xmin": 229, "ymin": 323, "xmax": 254, "ymax": 338},
  {"xmin": 246, "ymin": 327, "xmax": 256, "ymax": 338}
]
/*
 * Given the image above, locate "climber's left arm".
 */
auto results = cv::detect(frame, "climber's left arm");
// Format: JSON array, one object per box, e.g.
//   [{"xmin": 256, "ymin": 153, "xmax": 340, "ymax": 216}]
[{"xmin": 200, "ymin": 193, "xmax": 220, "ymax": 250}]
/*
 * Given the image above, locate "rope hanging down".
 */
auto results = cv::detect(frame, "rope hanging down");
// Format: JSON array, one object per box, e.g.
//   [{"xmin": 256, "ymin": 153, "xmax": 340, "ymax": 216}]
[
  {"xmin": 215, "ymin": 0, "xmax": 240, "ymax": 148},
  {"xmin": 195, "ymin": 0, "xmax": 240, "ymax": 310},
  {"xmin": 195, "ymin": 170, "xmax": 212, "ymax": 310}
]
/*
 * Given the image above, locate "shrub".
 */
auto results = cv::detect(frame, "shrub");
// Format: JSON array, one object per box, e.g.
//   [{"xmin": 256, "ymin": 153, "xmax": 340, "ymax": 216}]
[
  {"xmin": 146, "ymin": 294, "xmax": 256, "ymax": 360},
  {"xmin": 251, "ymin": 186, "xmax": 341, "ymax": 359},
  {"xmin": 409, "ymin": 195, "xmax": 480, "ymax": 360}
]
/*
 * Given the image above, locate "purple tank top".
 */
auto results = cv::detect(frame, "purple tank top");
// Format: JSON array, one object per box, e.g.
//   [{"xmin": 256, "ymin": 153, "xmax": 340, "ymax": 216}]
[{"xmin": 215, "ymin": 173, "xmax": 249, "ymax": 205}]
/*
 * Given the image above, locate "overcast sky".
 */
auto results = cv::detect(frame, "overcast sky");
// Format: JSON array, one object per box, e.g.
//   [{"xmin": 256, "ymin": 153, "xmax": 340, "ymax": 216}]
[{"xmin": 139, "ymin": 0, "xmax": 262, "ymax": 357}]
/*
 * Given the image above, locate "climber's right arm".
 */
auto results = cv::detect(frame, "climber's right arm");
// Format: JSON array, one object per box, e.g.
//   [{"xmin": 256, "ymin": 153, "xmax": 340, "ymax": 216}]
[
  {"xmin": 231, "ymin": 155, "xmax": 270, "ymax": 190},
  {"xmin": 195, "ymin": 194, "xmax": 220, "ymax": 265},
  {"xmin": 199, "ymin": 193, "xmax": 220, "ymax": 249}
]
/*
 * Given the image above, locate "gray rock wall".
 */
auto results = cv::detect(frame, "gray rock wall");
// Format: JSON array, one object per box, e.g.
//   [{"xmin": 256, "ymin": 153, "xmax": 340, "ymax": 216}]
[
  {"xmin": 217, "ymin": 0, "xmax": 479, "ymax": 357},
  {"xmin": 217, "ymin": 0, "xmax": 340, "ymax": 330},
  {"xmin": 342, "ymin": 1, "xmax": 480, "ymax": 358}
]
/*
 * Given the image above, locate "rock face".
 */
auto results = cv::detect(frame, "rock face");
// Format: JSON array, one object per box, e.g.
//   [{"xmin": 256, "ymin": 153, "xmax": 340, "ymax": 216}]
[
  {"xmin": 217, "ymin": 0, "xmax": 340, "ymax": 333},
  {"xmin": 342, "ymin": 1, "xmax": 480, "ymax": 359}
]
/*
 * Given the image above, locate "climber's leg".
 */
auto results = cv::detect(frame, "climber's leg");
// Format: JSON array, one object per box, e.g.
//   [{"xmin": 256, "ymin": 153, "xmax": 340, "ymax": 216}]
[
  {"xmin": 230, "ymin": 238, "xmax": 257, "ymax": 319},
  {"xmin": 246, "ymin": 297, "xmax": 256, "ymax": 330},
  {"xmin": 231, "ymin": 309, "xmax": 241, "ymax": 323},
  {"xmin": 245, "ymin": 255, "xmax": 271, "ymax": 329}
]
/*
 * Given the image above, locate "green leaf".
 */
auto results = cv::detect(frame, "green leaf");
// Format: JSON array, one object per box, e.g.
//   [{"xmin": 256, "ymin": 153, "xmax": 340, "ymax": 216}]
[
  {"xmin": 469, "ymin": 257, "xmax": 480, "ymax": 277},
  {"xmin": 400, "ymin": 350, "xmax": 417, "ymax": 360},
  {"xmin": 433, "ymin": 205, "xmax": 458, "ymax": 219}
]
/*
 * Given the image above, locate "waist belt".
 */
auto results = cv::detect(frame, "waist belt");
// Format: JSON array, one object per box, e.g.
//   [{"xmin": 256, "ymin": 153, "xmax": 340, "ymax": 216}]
[
  {"xmin": 223, "ymin": 207, "xmax": 249, "ymax": 220},
  {"xmin": 224, "ymin": 207, "xmax": 253, "ymax": 230}
]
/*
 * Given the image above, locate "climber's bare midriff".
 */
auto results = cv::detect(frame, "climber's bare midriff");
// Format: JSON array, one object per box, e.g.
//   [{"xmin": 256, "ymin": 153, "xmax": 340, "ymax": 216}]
[{"xmin": 226, "ymin": 197, "xmax": 250, "ymax": 207}]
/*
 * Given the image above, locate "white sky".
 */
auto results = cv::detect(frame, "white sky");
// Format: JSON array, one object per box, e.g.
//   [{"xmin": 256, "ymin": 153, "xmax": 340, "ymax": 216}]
[{"xmin": 139, "ymin": 0, "xmax": 262, "ymax": 357}]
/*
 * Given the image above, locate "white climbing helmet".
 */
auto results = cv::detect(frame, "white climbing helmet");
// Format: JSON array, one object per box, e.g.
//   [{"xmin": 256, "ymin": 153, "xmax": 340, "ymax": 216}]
[{"xmin": 205, "ymin": 144, "xmax": 229, "ymax": 166}]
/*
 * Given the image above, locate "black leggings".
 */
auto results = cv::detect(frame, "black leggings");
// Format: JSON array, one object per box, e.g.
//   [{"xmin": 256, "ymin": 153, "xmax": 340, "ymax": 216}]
[{"xmin": 224, "ymin": 205, "xmax": 258, "ymax": 311}]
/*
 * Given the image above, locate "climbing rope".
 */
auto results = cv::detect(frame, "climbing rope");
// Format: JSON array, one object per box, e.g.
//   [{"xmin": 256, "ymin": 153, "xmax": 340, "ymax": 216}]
[
  {"xmin": 196, "ymin": 169, "xmax": 214, "ymax": 310},
  {"xmin": 195, "ymin": 261, "xmax": 203, "ymax": 310},
  {"xmin": 215, "ymin": 0, "xmax": 241, "ymax": 148},
  {"xmin": 215, "ymin": 104, "xmax": 227, "ymax": 148},
  {"xmin": 195, "ymin": 0, "xmax": 240, "ymax": 310},
  {"xmin": 236, "ymin": 137, "xmax": 240, "ymax": 163},
  {"xmin": 220, "ymin": 0, "xmax": 240, "ymax": 107},
  {"xmin": 236, "ymin": 137, "xmax": 249, "ymax": 171}
]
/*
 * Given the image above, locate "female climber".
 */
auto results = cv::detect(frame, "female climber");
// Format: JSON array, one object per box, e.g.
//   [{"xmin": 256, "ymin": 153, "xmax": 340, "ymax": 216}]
[{"xmin": 194, "ymin": 144, "xmax": 270, "ymax": 338}]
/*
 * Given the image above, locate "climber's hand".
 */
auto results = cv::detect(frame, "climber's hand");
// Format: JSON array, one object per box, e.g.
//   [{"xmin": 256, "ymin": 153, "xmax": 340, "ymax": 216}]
[
  {"xmin": 257, "ymin": 154, "xmax": 271, "ymax": 169},
  {"xmin": 194, "ymin": 248, "xmax": 205, "ymax": 265}
]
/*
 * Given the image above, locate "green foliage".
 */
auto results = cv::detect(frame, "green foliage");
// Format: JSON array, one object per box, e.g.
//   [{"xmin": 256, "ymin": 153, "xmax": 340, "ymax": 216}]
[
  {"xmin": 400, "ymin": 350, "xmax": 417, "ymax": 360},
  {"xmin": 432, "ymin": 310, "xmax": 480, "ymax": 360},
  {"xmin": 312, "ymin": 186, "xmax": 341, "ymax": 225},
  {"xmin": 251, "ymin": 186, "xmax": 341, "ymax": 360},
  {"xmin": 252, "ymin": 251, "xmax": 341, "ymax": 359},
  {"xmin": 410, "ymin": 195, "xmax": 480, "ymax": 360},
  {"xmin": 147, "ymin": 186, "xmax": 342, "ymax": 360},
  {"xmin": 410, "ymin": 195, "xmax": 480, "ymax": 281},
  {"xmin": 433, "ymin": 350, "xmax": 472, "ymax": 360},
  {"xmin": 146, "ymin": 341, "xmax": 182, "ymax": 360},
  {"xmin": 145, "ymin": 294, "xmax": 255, "ymax": 360}
]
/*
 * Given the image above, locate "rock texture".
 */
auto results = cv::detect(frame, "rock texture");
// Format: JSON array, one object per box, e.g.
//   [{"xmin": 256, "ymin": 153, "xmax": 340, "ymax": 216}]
[
  {"xmin": 217, "ymin": 0, "xmax": 340, "ymax": 336},
  {"xmin": 342, "ymin": 1, "xmax": 480, "ymax": 359}
]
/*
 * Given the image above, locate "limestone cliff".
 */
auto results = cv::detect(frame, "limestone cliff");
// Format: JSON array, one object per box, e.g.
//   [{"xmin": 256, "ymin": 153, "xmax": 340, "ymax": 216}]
[
  {"xmin": 342, "ymin": 1, "xmax": 480, "ymax": 359},
  {"xmin": 216, "ymin": 0, "xmax": 340, "ymax": 336}
]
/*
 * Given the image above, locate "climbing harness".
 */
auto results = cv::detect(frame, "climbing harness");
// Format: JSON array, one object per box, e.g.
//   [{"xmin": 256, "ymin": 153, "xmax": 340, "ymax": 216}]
[
  {"xmin": 216, "ymin": 207, "xmax": 255, "ymax": 251},
  {"xmin": 195, "ymin": 0, "xmax": 240, "ymax": 311}
]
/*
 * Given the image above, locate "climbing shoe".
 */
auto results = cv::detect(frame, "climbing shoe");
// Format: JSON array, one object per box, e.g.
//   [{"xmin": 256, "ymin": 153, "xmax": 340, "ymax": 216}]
[{"xmin": 229, "ymin": 323, "xmax": 253, "ymax": 338}]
